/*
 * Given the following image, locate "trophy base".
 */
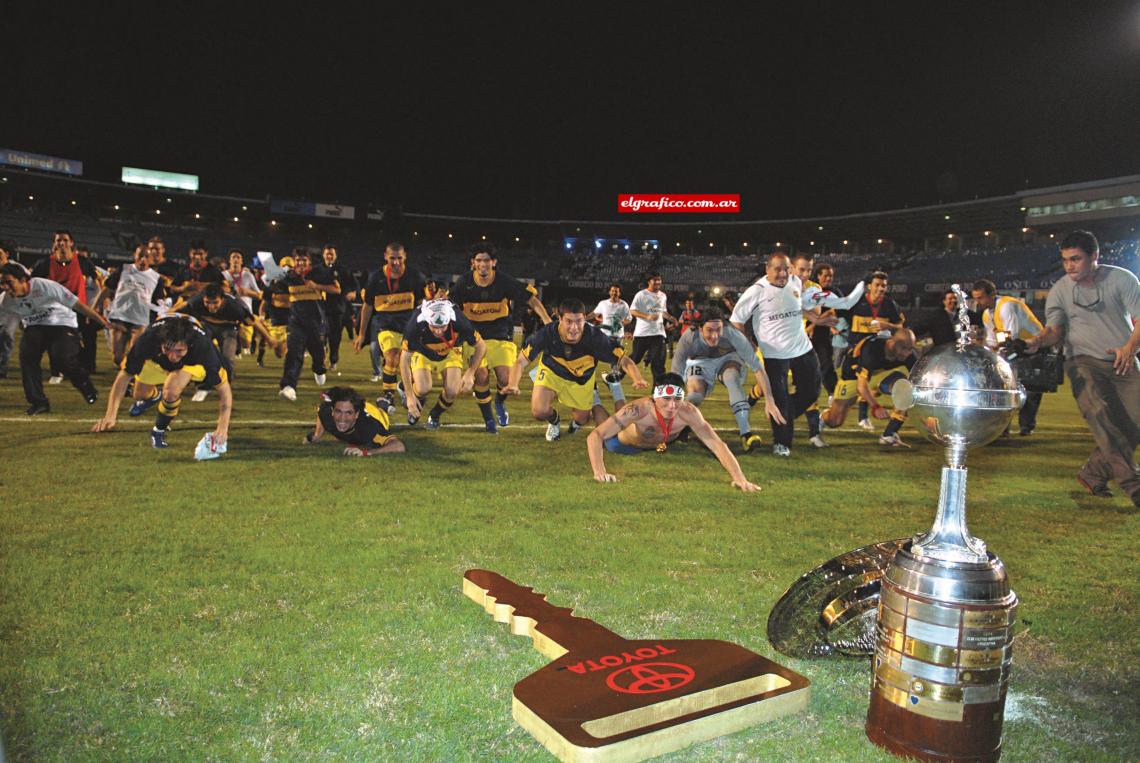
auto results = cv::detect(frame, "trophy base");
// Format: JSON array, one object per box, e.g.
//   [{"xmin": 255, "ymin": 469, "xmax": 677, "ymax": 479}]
[{"xmin": 866, "ymin": 692, "xmax": 1003, "ymax": 762}]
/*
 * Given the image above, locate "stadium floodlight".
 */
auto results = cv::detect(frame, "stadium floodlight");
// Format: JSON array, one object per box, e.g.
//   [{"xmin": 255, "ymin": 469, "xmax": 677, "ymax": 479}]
[
  {"xmin": 233, "ymin": 217, "xmax": 239, "ymax": 222},
  {"xmin": 155, "ymin": 209, "xmax": 161, "ymax": 215},
  {"xmin": 564, "ymin": 242, "xmax": 572, "ymax": 250},
  {"xmin": 712, "ymin": 286, "xmax": 722, "ymax": 296},
  {"xmin": 121, "ymin": 166, "xmax": 198, "ymax": 191},
  {"xmin": 624, "ymin": 244, "xmax": 630, "ymax": 250},
  {"xmin": 271, "ymin": 221, "xmax": 278, "ymax": 226},
  {"xmin": 307, "ymin": 223, "xmax": 313, "ymax": 229},
  {"xmin": 482, "ymin": 235, "xmax": 487, "ymax": 241},
  {"xmin": 944, "ymin": 214, "xmax": 951, "ymax": 220},
  {"xmin": 448, "ymin": 233, "xmax": 454, "ymax": 239},
  {"xmin": 709, "ymin": 242, "xmax": 714, "ymax": 248},
  {"xmin": 877, "ymin": 238, "xmax": 883, "ymax": 244},
  {"xmin": 595, "ymin": 239, "xmax": 603, "ymax": 249},
  {"xmin": 818, "ymin": 225, "xmax": 824, "ymax": 231},
  {"xmin": 743, "ymin": 241, "xmax": 749, "ymax": 247},
  {"xmin": 810, "ymin": 240, "xmax": 815, "ymax": 246},
  {"xmin": 984, "ymin": 230, "xmax": 991, "ymax": 236},
  {"xmin": 842, "ymin": 240, "xmax": 849, "ymax": 245},
  {"xmin": 515, "ymin": 237, "xmax": 521, "ymax": 242},
  {"xmin": 1021, "ymin": 227, "xmax": 1029, "ymax": 233},
  {"xmin": 113, "ymin": 204, "xmax": 119, "ymax": 210},
  {"xmin": 414, "ymin": 231, "xmax": 419, "ymax": 236},
  {"xmin": 194, "ymin": 213, "xmax": 201, "ymax": 219},
  {"xmin": 70, "ymin": 200, "xmax": 77, "ymax": 206},
  {"xmin": 27, "ymin": 195, "xmax": 33, "ymax": 201},
  {"xmin": 242, "ymin": 206, "xmax": 248, "ymax": 211}
]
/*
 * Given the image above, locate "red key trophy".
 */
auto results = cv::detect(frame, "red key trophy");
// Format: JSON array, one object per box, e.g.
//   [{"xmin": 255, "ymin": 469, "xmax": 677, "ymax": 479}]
[{"xmin": 463, "ymin": 569, "xmax": 809, "ymax": 762}]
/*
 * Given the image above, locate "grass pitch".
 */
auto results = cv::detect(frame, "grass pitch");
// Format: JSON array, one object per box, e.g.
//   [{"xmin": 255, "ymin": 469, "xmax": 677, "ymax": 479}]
[{"xmin": 0, "ymin": 341, "xmax": 1137, "ymax": 761}]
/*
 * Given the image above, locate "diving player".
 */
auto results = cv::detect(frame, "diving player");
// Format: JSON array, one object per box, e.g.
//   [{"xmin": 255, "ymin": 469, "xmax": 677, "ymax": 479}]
[
  {"xmin": 448, "ymin": 243, "xmax": 552, "ymax": 428},
  {"xmin": 303, "ymin": 386, "xmax": 405, "ymax": 456},
  {"xmin": 92, "ymin": 315, "xmax": 232, "ymax": 449},
  {"xmin": 821, "ymin": 327, "xmax": 917, "ymax": 446},
  {"xmin": 503, "ymin": 298, "xmax": 648, "ymax": 441},
  {"xmin": 399, "ymin": 299, "xmax": 487, "ymax": 430},
  {"xmin": 585, "ymin": 372, "xmax": 761, "ymax": 492}
]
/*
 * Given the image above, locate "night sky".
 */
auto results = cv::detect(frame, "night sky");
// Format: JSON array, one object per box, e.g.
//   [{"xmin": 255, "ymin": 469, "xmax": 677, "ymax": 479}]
[{"xmin": 6, "ymin": 4, "xmax": 1140, "ymax": 220}]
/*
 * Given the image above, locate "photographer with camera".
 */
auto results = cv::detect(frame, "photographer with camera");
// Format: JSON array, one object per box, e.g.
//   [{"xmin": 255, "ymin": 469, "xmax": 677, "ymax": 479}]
[
  {"xmin": 971, "ymin": 279, "xmax": 1045, "ymax": 436},
  {"xmin": 1028, "ymin": 230, "xmax": 1140, "ymax": 504}
]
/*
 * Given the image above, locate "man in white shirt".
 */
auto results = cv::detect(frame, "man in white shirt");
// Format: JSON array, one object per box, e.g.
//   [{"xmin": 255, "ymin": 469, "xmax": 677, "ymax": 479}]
[
  {"xmin": 626, "ymin": 273, "xmax": 677, "ymax": 386},
  {"xmin": 93, "ymin": 245, "xmax": 164, "ymax": 367},
  {"xmin": 588, "ymin": 283, "xmax": 632, "ymax": 406},
  {"xmin": 971, "ymin": 278, "xmax": 1045, "ymax": 436},
  {"xmin": 731, "ymin": 252, "xmax": 865, "ymax": 455},
  {"xmin": 0, "ymin": 263, "xmax": 110, "ymax": 415}
]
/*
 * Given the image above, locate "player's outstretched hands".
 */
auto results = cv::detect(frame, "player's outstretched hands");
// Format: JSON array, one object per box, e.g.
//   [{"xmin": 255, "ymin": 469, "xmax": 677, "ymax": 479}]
[
  {"xmin": 352, "ymin": 335, "xmax": 364, "ymax": 354},
  {"xmin": 211, "ymin": 429, "xmax": 228, "ymax": 447},
  {"xmin": 764, "ymin": 398, "xmax": 787, "ymax": 425},
  {"xmin": 594, "ymin": 472, "xmax": 619, "ymax": 483},
  {"xmin": 871, "ymin": 403, "xmax": 890, "ymax": 420},
  {"xmin": 91, "ymin": 416, "xmax": 116, "ymax": 433},
  {"xmin": 459, "ymin": 370, "xmax": 476, "ymax": 394},
  {"xmin": 733, "ymin": 478, "xmax": 762, "ymax": 493},
  {"xmin": 344, "ymin": 447, "xmax": 367, "ymax": 457},
  {"xmin": 501, "ymin": 382, "xmax": 521, "ymax": 396},
  {"xmin": 631, "ymin": 378, "xmax": 649, "ymax": 390}
]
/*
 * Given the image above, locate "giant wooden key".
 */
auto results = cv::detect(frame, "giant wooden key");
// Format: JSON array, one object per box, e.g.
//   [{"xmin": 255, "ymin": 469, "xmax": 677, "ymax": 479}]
[{"xmin": 463, "ymin": 569, "xmax": 810, "ymax": 762}]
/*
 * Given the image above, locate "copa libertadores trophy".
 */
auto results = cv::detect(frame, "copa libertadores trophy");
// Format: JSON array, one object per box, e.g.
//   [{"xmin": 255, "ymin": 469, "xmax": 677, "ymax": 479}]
[{"xmin": 865, "ymin": 285, "xmax": 1024, "ymax": 762}]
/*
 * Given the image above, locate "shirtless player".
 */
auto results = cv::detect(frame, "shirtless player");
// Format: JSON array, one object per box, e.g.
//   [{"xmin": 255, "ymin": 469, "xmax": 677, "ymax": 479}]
[{"xmin": 585, "ymin": 372, "xmax": 761, "ymax": 492}]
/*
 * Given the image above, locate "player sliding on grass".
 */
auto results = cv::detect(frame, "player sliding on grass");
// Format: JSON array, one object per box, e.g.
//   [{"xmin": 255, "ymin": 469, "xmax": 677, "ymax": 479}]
[
  {"xmin": 586, "ymin": 372, "xmax": 762, "ymax": 492},
  {"xmin": 91, "ymin": 315, "xmax": 232, "ymax": 450},
  {"xmin": 303, "ymin": 386, "xmax": 405, "ymax": 456}
]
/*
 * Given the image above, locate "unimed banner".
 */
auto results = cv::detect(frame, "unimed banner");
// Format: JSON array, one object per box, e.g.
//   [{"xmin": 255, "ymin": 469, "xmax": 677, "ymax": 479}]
[{"xmin": 1, "ymin": 148, "xmax": 83, "ymax": 176}]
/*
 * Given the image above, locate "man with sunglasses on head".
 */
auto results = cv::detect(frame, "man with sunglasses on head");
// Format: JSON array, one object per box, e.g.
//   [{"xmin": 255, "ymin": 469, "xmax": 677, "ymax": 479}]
[
  {"xmin": 1028, "ymin": 230, "xmax": 1140, "ymax": 505},
  {"xmin": 585, "ymin": 372, "xmax": 761, "ymax": 492}
]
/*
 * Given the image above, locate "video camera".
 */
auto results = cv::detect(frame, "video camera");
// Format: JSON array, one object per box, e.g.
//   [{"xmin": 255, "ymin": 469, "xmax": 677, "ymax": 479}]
[{"xmin": 999, "ymin": 338, "xmax": 1064, "ymax": 393}]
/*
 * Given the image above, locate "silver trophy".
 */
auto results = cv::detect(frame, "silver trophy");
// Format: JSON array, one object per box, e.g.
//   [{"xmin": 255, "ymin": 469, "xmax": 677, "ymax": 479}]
[{"xmin": 866, "ymin": 285, "xmax": 1024, "ymax": 762}]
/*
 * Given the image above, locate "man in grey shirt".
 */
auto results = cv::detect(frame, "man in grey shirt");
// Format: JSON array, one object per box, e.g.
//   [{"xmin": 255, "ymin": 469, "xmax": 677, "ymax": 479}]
[
  {"xmin": 1028, "ymin": 230, "xmax": 1140, "ymax": 504},
  {"xmin": 671, "ymin": 307, "xmax": 784, "ymax": 452}
]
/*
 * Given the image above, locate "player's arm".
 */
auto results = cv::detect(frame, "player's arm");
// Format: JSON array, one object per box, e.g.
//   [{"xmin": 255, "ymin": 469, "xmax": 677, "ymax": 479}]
[
  {"xmin": 617, "ymin": 353, "xmax": 648, "ymax": 388},
  {"xmin": 811, "ymin": 280, "xmax": 866, "ymax": 311},
  {"xmin": 354, "ymin": 299, "xmax": 373, "ymax": 352},
  {"xmin": 212, "ymin": 382, "xmax": 233, "ymax": 445},
  {"xmin": 345, "ymin": 438, "xmax": 406, "ymax": 457},
  {"xmin": 306, "ymin": 273, "xmax": 341, "ymax": 295},
  {"xmin": 505, "ymin": 339, "xmax": 540, "ymax": 395},
  {"xmin": 170, "ymin": 296, "xmax": 191, "ymax": 314},
  {"xmin": 247, "ymin": 316, "xmax": 279, "ymax": 350},
  {"xmin": 71, "ymin": 298, "xmax": 110, "ymax": 330},
  {"xmin": 856, "ymin": 372, "xmax": 888, "ymax": 419},
  {"xmin": 628, "ymin": 296, "xmax": 655, "ymax": 321},
  {"xmin": 460, "ymin": 337, "xmax": 486, "ymax": 393},
  {"xmin": 92, "ymin": 369, "xmax": 133, "ymax": 432},
  {"xmin": 683, "ymin": 406, "xmax": 760, "ymax": 492},
  {"xmin": 527, "ymin": 294, "xmax": 553, "ymax": 325},
  {"xmin": 91, "ymin": 284, "xmax": 111, "ymax": 315},
  {"xmin": 750, "ymin": 363, "xmax": 787, "ymax": 425},
  {"xmin": 400, "ymin": 348, "xmax": 420, "ymax": 417},
  {"xmin": 305, "ymin": 415, "xmax": 325, "ymax": 444},
  {"xmin": 586, "ymin": 402, "xmax": 644, "ymax": 483}
]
